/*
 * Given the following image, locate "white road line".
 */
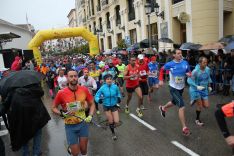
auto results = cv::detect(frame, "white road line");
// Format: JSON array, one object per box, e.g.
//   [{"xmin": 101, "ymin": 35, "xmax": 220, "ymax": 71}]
[
  {"xmin": 130, "ymin": 113, "xmax": 156, "ymax": 131},
  {"xmin": 171, "ymin": 141, "xmax": 200, "ymax": 156},
  {"xmin": 1, "ymin": 121, "xmax": 4, "ymax": 126}
]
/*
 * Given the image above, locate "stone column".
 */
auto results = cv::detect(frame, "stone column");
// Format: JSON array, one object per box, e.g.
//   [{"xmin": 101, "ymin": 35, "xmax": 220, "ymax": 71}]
[
  {"xmin": 139, "ymin": 0, "xmax": 146, "ymax": 40},
  {"xmin": 121, "ymin": 8, "xmax": 129, "ymax": 37},
  {"xmin": 134, "ymin": 0, "xmax": 142, "ymax": 42},
  {"xmin": 102, "ymin": 20, "xmax": 108, "ymax": 50},
  {"xmin": 119, "ymin": 9, "xmax": 125, "ymax": 37},
  {"xmin": 110, "ymin": 15, "xmax": 117, "ymax": 47}
]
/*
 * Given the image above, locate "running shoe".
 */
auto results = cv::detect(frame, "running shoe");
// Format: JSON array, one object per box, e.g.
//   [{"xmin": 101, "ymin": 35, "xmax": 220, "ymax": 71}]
[
  {"xmin": 112, "ymin": 135, "xmax": 118, "ymax": 141},
  {"xmin": 159, "ymin": 105, "xmax": 166, "ymax": 117},
  {"xmin": 136, "ymin": 108, "xmax": 143, "ymax": 118},
  {"xmin": 190, "ymin": 100, "xmax": 196, "ymax": 106},
  {"xmin": 140, "ymin": 105, "xmax": 146, "ymax": 110},
  {"xmin": 195, "ymin": 120, "xmax": 204, "ymax": 126},
  {"xmin": 125, "ymin": 106, "xmax": 129, "ymax": 114},
  {"xmin": 96, "ymin": 110, "xmax": 100, "ymax": 115},
  {"xmin": 182, "ymin": 127, "xmax": 191, "ymax": 136}
]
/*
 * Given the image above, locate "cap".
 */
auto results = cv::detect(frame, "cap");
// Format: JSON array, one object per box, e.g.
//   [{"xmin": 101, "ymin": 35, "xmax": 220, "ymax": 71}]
[
  {"xmin": 104, "ymin": 74, "xmax": 113, "ymax": 80},
  {"xmin": 138, "ymin": 54, "xmax": 144, "ymax": 60},
  {"xmin": 83, "ymin": 68, "xmax": 89, "ymax": 72},
  {"xmin": 107, "ymin": 59, "xmax": 113, "ymax": 64},
  {"xmin": 104, "ymin": 65, "xmax": 109, "ymax": 69}
]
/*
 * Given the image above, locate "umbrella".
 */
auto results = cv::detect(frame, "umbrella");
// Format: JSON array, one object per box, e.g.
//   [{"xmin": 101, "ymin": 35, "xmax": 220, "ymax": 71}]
[
  {"xmin": 126, "ymin": 43, "xmax": 140, "ymax": 52},
  {"xmin": 158, "ymin": 38, "xmax": 173, "ymax": 43},
  {"xmin": 103, "ymin": 49, "xmax": 112, "ymax": 55},
  {"xmin": 199, "ymin": 42, "xmax": 225, "ymax": 50},
  {"xmin": 224, "ymin": 41, "xmax": 234, "ymax": 52},
  {"xmin": 0, "ymin": 70, "xmax": 42, "ymax": 98},
  {"xmin": 180, "ymin": 42, "xmax": 202, "ymax": 50},
  {"xmin": 219, "ymin": 35, "xmax": 234, "ymax": 43},
  {"xmin": 140, "ymin": 39, "xmax": 157, "ymax": 48}
]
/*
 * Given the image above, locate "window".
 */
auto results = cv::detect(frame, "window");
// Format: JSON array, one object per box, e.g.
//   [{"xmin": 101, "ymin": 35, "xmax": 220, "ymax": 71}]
[
  {"xmin": 146, "ymin": 23, "xmax": 158, "ymax": 43},
  {"xmin": 97, "ymin": 0, "xmax": 101, "ymax": 12},
  {"xmin": 108, "ymin": 36, "xmax": 112, "ymax": 49},
  {"xmin": 106, "ymin": 12, "xmax": 111, "ymax": 29},
  {"xmin": 91, "ymin": 0, "xmax": 94, "ymax": 15},
  {"xmin": 99, "ymin": 18, "xmax": 103, "ymax": 31},
  {"xmin": 115, "ymin": 5, "xmax": 121, "ymax": 26},
  {"xmin": 180, "ymin": 23, "xmax": 186, "ymax": 43},
  {"xmin": 128, "ymin": 0, "xmax": 135, "ymax": 21},
  {"xmin": 116, "ymin": 33, "xmax": 122, "ymax": 44},
  {"xmin": 93, "ymin": 22, "xmax": 96, "ymax": 34},
  {"xmin": 129, "ymin": 29, "xmax": 137, "ymax": 45},
  {"xmin": 100, "ymin": 38, "xmax": 104, "ymax": 51}
]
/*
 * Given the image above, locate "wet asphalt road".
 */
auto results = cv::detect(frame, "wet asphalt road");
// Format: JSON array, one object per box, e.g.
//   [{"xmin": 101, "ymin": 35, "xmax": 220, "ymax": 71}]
[{"xmin": 2, "ymin": 84, "xmax": 234, "ymax": 156}]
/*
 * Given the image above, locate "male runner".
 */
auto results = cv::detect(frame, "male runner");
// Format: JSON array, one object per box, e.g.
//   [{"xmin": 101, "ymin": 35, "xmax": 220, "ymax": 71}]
[
  {"xmin": 116, "ymin": 58, "xmax": 126, "ymax": 97},
  {"xmin": 158, "ymin": 49, "xmax": 191, "ymax": 136},
  {"xmin": 148, "ymin": 56, "xmax": 160, "ymax": 102},
  {"xmin": 124, "ymin": 56, "xmax": 143, "ymax": 117},
  {"xmin": 187, "ymin": 57, "xmax": 212, "ymax": 126},
  {"xmin": 52, "ymin": 70, "xmax": 95, "ymax": 156}
]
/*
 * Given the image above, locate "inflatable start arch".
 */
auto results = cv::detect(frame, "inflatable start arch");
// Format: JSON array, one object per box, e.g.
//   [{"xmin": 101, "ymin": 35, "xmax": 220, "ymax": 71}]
[{"xmin": 28, "ymin": 27, "xmax": 99, "ymax": 64}]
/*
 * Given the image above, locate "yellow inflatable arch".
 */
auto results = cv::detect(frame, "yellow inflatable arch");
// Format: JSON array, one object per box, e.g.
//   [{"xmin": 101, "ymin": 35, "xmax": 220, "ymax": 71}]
[{"xmin": 28, "ymin": 27, "xmax": 99, "ymax": 64}]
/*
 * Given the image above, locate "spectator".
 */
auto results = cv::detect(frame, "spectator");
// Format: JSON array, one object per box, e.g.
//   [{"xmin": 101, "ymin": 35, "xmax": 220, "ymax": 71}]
[{"xmin": 11, "ymin": 56, "xmax": 22, "ymax": 71}]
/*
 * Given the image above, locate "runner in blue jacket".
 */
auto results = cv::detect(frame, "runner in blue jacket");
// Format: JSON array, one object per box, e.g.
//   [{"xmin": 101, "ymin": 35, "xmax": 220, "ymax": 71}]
[{"xmin": 95, "ymin": 74, "xmax": 121, "ymax": 140}]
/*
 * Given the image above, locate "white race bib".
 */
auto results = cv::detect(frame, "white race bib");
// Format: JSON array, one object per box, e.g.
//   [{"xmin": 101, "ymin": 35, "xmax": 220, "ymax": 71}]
[{"xmin": 175, "ymin": 76, "xmax": 184, "ymax": 84}]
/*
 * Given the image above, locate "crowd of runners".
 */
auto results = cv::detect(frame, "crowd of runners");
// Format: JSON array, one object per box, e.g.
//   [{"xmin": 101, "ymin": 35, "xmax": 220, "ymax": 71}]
[{"xmin": 0, "ymin": 49, "xmax": 233, "ymax": 156}]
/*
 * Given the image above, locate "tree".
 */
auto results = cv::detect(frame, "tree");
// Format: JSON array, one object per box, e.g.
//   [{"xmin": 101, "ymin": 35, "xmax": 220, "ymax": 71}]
[{"xmin": 117, "ymin": 39, "xmax": 127, "ymax": 49}]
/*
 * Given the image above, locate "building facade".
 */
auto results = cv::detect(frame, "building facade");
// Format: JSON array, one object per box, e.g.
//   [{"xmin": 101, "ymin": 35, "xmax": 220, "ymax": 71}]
[
  {"xmin": 67, "ymin": 8, "xmax": 78, "ymax": 27},
  {"xmin": 0, "ymin": 19, "xmax": 34, "ymax": 50},
  {"xmin": 75, "ymin": 0, "xmax": 234, "ymax": 52}
]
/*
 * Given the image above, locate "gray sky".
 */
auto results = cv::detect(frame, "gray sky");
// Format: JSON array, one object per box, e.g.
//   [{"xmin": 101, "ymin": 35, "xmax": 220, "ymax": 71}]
[{"xmin": 0, "ymin": 0, "xmax": 75, "ymax": 30}]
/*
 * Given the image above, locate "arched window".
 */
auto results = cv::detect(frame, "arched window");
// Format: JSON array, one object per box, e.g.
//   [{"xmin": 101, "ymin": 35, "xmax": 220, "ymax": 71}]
[{"xmin": 99, "ymin": 17, "xmax": 102, "ymax": 31}]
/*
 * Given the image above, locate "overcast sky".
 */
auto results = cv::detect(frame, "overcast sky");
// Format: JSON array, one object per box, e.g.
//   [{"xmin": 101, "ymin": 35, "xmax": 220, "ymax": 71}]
[{"xmin": 0, "ymin": 0, "xmax": 75, "ymax": 30}]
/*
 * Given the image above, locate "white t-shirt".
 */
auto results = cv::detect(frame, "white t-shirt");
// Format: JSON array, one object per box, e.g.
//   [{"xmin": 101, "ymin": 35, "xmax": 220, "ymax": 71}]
[{"xmin": 57, "ymin": 76, "xmax": 67, "ymax": 89}]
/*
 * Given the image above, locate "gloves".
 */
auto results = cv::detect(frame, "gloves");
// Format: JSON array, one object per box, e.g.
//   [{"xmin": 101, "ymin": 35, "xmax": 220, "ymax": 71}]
[
  {"xmin": 197, "ymin": 86, "xmax": 205, "ymax": 91},
  {"xmin": 99, "ymin": 99, "xmax": 103, "ymax": 104},
  {"xmin": 60, "ymin": 110, "xmax": 69, "ymax": 118},
  {"xmin": 208, "ymin": 87, "xmax": 212, "ymax": 92},
  {"xmin": 84, "ymin": 115, "xmax": 93, "ymax": 123},
  {"xmin": 117, "ymin": 97, "xmax": 121, "ymax": 103}
]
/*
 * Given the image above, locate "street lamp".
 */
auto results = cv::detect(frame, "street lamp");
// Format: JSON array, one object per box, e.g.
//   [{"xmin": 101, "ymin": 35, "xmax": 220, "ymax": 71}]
[
  {"xmin": 154, "ymin": 2, "xmax": 164, "ymax": 20},
  {"xmin": 145, "ymin": 2, "xmax": 152, "ymax": 48}
]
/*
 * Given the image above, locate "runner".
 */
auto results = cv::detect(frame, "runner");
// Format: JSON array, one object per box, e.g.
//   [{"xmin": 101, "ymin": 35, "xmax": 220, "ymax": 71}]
[
  {"xmin": 148, "ymin": 56, "xmax": 160, "ymax": 102},
  {"xmin": 89, "ymin": 61, "xmax": 101, "ymax": 115},
  {"xmin": 137, "ymin": 54, "xmax": 149, "ymax": 108},
  {"xmin": 215, "ymin": 101, "xmax": 234, "ymax": 147},
  {"xmin": 116, "ymin": 58, "xmax": 126, "ymax": 97},
  {"xmin": 95, "ymin": 74, "xmax": 121, "ymax": 140},
  {"xmin": 124, "ymin": 56, "xmax": 143, "ymax": 117},
  {"xmin": 52, "ymin": 70, "xmax": 95, "ymax": 156},
  {"xmin": 187, "ymin": 57, "xmax": 212, "ymax": 126},
  {"xmin": 158, "ymin": 49, "xmax": 191, "ymax": 136},
  {"xmin": 54, "ymin": 67, "xmax": 67, "ymax": 91}
]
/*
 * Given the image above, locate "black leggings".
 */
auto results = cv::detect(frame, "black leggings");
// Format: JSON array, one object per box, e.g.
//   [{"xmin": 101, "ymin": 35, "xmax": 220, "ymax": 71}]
[{"xmin": 215, "ymin": 107, "xmax": 230, "ymax": 138}]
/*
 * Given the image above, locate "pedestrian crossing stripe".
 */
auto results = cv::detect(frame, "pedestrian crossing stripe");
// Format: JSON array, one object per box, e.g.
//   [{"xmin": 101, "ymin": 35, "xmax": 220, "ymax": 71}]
[{"xmin": 0, "ymin": 130, "xmax": 8, "ymax": 136}]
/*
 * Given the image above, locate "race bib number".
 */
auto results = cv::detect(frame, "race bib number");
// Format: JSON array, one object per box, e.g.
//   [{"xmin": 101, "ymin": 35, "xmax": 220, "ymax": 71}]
[
  {"xmin": 175, "ymin": 76, "xmax": 184, "ymax": 84},
  {"xmin": 66, "ymin": 101, "xmax": 83, "ymax": 112},
  {"xmin": 152, "ymin": 71, "xmax": 157, "ymax": 77},
  {"xmin": 140, "ymin": 70, "xmax": 147, "ymax": 76}
]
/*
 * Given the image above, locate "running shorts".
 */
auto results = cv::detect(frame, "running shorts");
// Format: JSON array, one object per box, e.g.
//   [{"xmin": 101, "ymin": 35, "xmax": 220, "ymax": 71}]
[
  {"xmin": 139, "ymin": 81, "xmax": 149, "ymax": 95},
  {"xmin": 103, "ymin": 105, "xmax": 119, "ymax": 112},
  {"xmin": 169, "ymin": 86, "xmax": 184, "ymax": 108},
  {"xmin": 126, "ymin": 85, "xmax": 139, "ymax": 93},
  {"xmin": 148, "ymin": 77, "xmax": 159, "ymax": 87}
]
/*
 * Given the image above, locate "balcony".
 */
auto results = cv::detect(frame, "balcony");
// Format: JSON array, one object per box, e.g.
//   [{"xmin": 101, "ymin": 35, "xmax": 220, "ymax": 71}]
[
  {"xmin": 80, "ymin": 0, "xmax": 85, "ymax": 7},
  {"xmin": 171, "ymin": 0, "xmax": 185, "ymax": 17},
  {"xmin": 101, "ymin": 0, "xmax": 109, "ymax": 9},
  {"xmin": 97, "ymin": 5, "xmax": 101, "ymax": 12},
  {"xmin": 172, "ymin": 0, "xmax": 184, "ymax": 4},
  {"xmin": 224, "ymin": 0, "xmax": 233, "ymax": 12}
]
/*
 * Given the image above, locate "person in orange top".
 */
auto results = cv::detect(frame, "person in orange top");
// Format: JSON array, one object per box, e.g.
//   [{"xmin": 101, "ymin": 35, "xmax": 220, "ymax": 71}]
[
  {"xmin": 52, "ymin": 70, "xmax": 95, "ymax": 156},
  {"xmin": 40, "ymin": 64, "xmax": 48, "ymax": 76}
]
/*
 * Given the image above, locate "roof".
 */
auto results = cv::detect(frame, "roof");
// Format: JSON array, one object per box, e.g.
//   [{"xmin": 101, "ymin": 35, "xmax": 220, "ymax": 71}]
[
  {"xmin": 0, "ymin": 32, "xmax": 21, "ymax": 40},
  {"xmin": 0, "ymin": 19, "xmax": 34, "ymax": 33},
  {"xmin": 67, "ymin": 8, "xmax": 76, "ymax": 17}
]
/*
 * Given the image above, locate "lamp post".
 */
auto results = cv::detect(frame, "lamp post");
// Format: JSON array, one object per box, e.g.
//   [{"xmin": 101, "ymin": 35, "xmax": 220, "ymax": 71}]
[{"xmin": 145, "ymin": 2, "xmax": 152, "ymax": 48}]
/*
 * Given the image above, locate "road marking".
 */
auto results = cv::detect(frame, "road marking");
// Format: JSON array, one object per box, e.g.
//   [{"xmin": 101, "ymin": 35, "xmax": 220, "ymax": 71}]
[
  {"xmin": 130, "ymin": 113, "xmax": 156, "ymax": 131},
  {"xmin": 171, "ymin": 141, "xmax": 200, "ymax": 156},
  {"xmin": 0, "ymin": 130, "xmax": 8, "ymax": 136},
  {"xmin": 1, "ymin": 121, "xmax": 4, "ymax": 126}
]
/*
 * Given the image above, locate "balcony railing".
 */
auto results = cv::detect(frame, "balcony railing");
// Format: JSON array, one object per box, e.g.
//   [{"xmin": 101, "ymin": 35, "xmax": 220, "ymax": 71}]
[
  {"xmin": 172, "ymin": 0, "xmax": 184, "ymax": 4},
  {"xmin": 80, "ymin": 0, "xmax": 85, "ymax": 6},
  {"xmin": 97, "ymin": 5, "xmax": 101, "ymax": 12},
  {"xmin": 101, "ymin": 0, "xmax": 108, "ymax": 8}
]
